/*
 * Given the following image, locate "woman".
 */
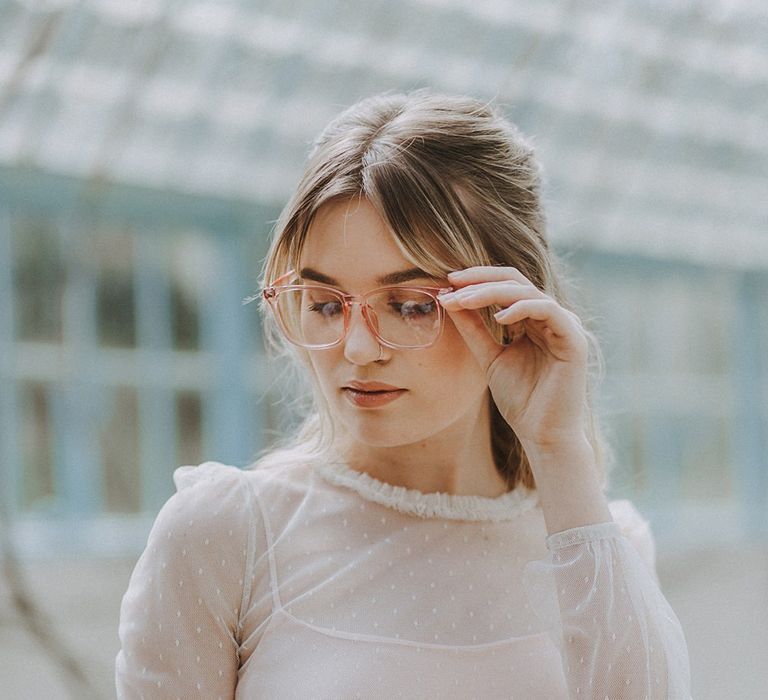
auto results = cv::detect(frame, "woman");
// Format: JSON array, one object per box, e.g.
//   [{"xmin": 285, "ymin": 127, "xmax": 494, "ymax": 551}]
[{"xmin": 116, "ymin": 90, "xmax": 692, "ymax": 698}]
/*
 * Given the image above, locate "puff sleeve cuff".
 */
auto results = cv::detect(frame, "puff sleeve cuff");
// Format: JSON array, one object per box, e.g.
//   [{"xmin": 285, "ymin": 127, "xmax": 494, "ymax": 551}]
[
  {"xmin": 522, "ymin": 506, "xmax": 692, "ymax": 699},
  {"xmin": 115, "ymin": 462, "xmax": 256, "ymax": 699}
]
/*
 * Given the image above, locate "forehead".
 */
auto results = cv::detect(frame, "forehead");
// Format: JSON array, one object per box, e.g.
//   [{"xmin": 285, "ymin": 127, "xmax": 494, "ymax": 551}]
[{"xmin": 299, "ymin": 197, "xmax": 412, "ymax": 277}]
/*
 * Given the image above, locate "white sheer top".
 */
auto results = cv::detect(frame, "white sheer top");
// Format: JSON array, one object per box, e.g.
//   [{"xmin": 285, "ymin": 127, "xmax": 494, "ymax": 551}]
[{"xmin": 115, "ymin": 458, "xmax": 692, "ymax": 699}]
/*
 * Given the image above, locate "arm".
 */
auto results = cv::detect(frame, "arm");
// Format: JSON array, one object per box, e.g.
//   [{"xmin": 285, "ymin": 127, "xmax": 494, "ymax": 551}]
[
  {"xmin": 115, "ymin": 463, "xmax": 256, "ymax": 699},
  {"xmin": 437, "ymin": 267, "xmax": 692, "ymax": 698},
  {"xmin": 522, "ymin": 438, "xmax": 692, "ymax": 700}
]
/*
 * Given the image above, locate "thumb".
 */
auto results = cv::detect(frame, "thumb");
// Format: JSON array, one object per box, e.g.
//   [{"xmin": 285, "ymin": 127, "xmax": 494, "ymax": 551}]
[{"xmin": 442, "ymin": 306, "xmax": 501, "ymax": 373}]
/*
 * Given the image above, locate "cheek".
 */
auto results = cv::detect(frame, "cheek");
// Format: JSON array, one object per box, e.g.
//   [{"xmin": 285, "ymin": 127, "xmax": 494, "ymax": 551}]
[
  {"xmin": 308, "ymin": 353, "xmax": 339, "ymax": 389},
  {"xmin": 413, "ymin": 334, "xmax": 485, "ymax": 394},
  {"xmin": 436, "ymin": 320, "xmax": 481, "ymax": 369}
]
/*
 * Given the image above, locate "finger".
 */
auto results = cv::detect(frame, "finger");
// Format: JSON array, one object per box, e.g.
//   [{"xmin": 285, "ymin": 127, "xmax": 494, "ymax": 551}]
[
  {"xmin": 447, "ymin": 266, "xmax": 532, "ymax": 288},
  {"xmin": 442, "ymin": 306, "xmax": 505, "ymax": 372},
  {"xmin": 437, "ymin": 281, "xmax": 544, "ymax": 310},
  {"xmin": 493, "ymin": 299, "xmax": 580, "ymax": 339}
]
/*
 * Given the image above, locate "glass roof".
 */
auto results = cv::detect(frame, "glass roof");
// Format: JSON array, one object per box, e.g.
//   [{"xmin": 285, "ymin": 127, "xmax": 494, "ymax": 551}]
[{"xmin": 0, "ymin": 0, "xmax": 765, "ymax": 264}]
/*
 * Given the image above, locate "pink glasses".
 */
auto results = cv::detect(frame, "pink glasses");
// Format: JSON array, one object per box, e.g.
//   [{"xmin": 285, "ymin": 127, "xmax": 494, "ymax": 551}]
[{"xmin": 248, "ymin": 269, "xmax": 455, "ymax": 349}]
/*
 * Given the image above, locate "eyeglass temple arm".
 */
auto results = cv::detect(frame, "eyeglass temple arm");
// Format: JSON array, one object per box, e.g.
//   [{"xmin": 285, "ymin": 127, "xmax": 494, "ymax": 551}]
[
  {"xmin": 269, "ymin": 269, "xmax": 297, "ymax": 286},
  {"xmin": 242, "ymin": 269, "xmax": 297, "ymax": 305}
]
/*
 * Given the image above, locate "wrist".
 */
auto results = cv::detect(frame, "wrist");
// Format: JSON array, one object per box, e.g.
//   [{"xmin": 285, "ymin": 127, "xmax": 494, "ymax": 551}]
[
  {"xmin": 519, "ymin": 429, "xmax": 594, "ymax": 465},
  {"xmin": 521, "ymin": 435, "xmax": 611, "ymax": 534}
]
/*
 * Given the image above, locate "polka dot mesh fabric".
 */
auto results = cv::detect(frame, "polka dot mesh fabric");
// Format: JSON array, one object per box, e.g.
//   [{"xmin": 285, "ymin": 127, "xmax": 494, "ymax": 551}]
[{"xmin": 115, "ymin": 460, "xmax": 692, "ymax": 699}]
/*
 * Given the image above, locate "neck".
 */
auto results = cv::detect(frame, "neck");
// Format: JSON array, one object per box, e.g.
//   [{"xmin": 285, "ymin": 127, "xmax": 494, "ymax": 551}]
[{"xmin": 331, "ymin": 394, "xmax": 510, "ymax": 498}]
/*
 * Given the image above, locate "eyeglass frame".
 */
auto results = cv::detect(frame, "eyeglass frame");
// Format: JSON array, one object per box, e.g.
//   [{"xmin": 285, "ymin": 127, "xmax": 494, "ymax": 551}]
[{"xmin": 246, "ymin": 268, "xmax": 456, "ymax": 350}]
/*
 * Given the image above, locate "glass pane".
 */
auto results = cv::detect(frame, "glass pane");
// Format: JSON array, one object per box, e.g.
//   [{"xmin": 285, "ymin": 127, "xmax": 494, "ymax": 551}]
[
  {"xmin": 13, "ymin": 217, "xmax": 64, "ymax": 343},
  {"xmin": 95, "ymin": 228, "xmax": 137, "ymax": 348},
  {"xmin": 687, "ymin": 275, "xmax": 730, "ymax": 374},
  {"xmin": 606, "ymin": 410, "xmax": 648, "ymax": 496},
  {"xmin": 170, "ymin": 282, "xmax": 199, "ymax": 350},
  {"xmin": 680, "ymin": 415, "xmax": 733, "ymax": 500},
  {"xmin": 102, "ymin": 386, "xmax": 140, "ymax": 513},
  {"xmin": 19, "ymin": 381, "xmax": 55, "ymax": 511},
  {"xmin": 176, "ymin": 390, "xmax": 203, "ymax": 467},
  {"xmin": 170, "ymin": 232, "xmax": 209, "ymax": 351}
]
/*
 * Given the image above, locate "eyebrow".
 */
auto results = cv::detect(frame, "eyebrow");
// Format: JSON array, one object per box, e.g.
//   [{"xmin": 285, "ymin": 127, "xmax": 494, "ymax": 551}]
[{"xmin": 299, "ymin": 267, "xmax": 439, "ymax": 286}]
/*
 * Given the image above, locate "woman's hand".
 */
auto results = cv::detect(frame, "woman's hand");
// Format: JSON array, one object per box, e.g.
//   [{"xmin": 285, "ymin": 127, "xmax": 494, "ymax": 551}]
[{"xmin": 437, "ymin": 266, "xmax": 590, "ymax": 450}]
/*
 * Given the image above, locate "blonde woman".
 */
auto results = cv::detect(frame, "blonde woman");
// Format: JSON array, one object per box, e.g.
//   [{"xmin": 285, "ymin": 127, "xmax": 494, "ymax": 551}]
[{"xmin": 116, "ymin": 90, "xmax": 692, "ymax": 698}]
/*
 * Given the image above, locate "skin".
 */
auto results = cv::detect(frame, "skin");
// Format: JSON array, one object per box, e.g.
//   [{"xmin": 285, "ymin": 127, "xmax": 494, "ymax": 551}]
[
  {"xmin": 438, "ymin": 266, "xmax": 591, "ymax": 449},
  {"xmin": 299, "ymin": 194, "xmax": 613, "ymax": 532},
  {"xmin": 437, "ymin": 242, "xmax": 613, "ymax": 532},
  {"xmin": 300, "ymin": 196, "xmax": 508, "ymax": 498}
]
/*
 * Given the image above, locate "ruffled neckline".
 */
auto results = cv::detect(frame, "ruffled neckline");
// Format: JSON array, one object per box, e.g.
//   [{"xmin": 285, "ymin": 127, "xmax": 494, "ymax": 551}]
[{"xmin": 314, "ymin": 460, "xmax": 540, "ymax": 522}]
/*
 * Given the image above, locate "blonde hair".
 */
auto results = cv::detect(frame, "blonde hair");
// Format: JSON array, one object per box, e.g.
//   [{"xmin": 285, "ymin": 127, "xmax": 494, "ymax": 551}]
[{"xmin": 253, "ymin": 89, "xmax": 612, "ymax": 492}]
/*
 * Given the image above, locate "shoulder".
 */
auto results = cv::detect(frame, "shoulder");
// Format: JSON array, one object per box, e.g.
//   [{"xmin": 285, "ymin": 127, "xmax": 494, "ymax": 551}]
[
  {"xmin": 171, "ymin": 461, "xmax": 251, "ymax": 511},
  {"xmin": 128, "ymin": 463, "xmax": 261, "ymax": 625},
  {"xmin": 147, "ymin": 462, "xmax": 255, "ymax": 548},
  {"xmin": 172, "ymin": 460, "xmax": 247, "ymax": 494},
  {"xmin": 608, "ymin": 498, "xmax": 658, "ymax": 580}
]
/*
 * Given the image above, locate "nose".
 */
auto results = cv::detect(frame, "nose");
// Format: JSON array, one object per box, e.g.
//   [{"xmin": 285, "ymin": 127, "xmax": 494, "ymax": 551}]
[{"xmin": 343, "ymin": 303, "xmax": 382, "ymax": 364}]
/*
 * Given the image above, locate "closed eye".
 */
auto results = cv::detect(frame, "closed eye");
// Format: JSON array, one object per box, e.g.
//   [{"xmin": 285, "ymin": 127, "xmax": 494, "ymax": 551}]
[{"xmin": 308, "ymin": 301, "xmax": 343, "ymax": 317}]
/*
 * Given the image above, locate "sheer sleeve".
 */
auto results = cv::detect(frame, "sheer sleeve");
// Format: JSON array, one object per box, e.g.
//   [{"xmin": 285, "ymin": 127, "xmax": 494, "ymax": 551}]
[
  {"xmin": 522, "ymin": 501, "xmax": 692, "ymax": 699},
  {"xmin": 115, "ymin": 462, "xmax": 256, "ymax": 699}
]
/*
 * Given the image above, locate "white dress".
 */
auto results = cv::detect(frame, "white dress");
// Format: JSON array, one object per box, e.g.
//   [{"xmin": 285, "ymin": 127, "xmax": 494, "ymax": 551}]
[{"xmin": 115, "ymin": 458, "xmax": 692, "ymax": 699}]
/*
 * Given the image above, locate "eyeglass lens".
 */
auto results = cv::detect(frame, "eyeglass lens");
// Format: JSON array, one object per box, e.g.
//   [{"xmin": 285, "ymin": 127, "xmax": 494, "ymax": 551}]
[{"xmin": 274, "ymin": 288, "xmax": 440, "ymax": 348}]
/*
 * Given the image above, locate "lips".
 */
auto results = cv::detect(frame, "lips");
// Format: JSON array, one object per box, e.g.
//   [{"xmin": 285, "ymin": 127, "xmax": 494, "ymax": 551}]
[
  {"xmin": 343, "ymin": 381, "xmax": 404, "ymax": 393},
  {"xmin": 342, "ymin": 384, "xmax": 407, "ymax": 408}
]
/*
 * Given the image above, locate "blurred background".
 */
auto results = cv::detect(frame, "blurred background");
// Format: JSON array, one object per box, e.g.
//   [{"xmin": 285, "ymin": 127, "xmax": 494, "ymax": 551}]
[{"xmin": 0, "ymin": 0, "xmax": 766, "ymax": 698}]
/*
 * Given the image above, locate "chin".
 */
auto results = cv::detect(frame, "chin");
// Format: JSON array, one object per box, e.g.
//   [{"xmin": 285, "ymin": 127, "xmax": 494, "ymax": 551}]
[
  {"xmin": 342, "ymin": 413, "xmax": 461, "ymax": 450},
  {"xmin": 330, "ymin": 393, "xmax": 471, "ymax": 448},
  {"xmin": 343, "ymin": 423, "xmax": 415, "ymax": 447},
  {"xmin": 336, "ymin": 412, "xmax": 423, "ymax": 447}
]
